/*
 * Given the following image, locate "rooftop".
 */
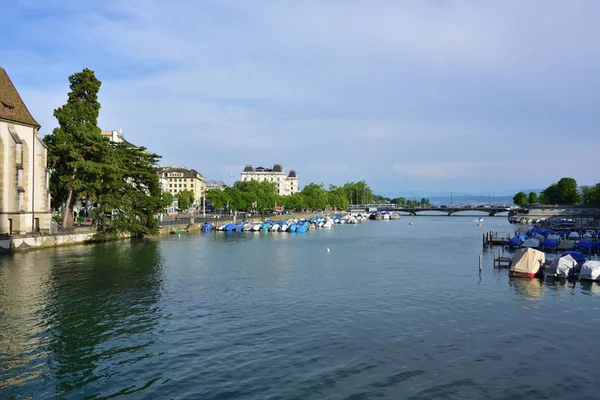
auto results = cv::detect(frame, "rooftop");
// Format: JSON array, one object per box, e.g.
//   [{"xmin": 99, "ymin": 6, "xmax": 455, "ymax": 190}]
[{"xmin": 0, "ymin": 67, "xmax": 40, "ymax": 128}]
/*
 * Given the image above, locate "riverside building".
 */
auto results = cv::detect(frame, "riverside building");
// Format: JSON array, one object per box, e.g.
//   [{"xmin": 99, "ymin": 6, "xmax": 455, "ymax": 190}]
[
  {"xmin": 0, "ymin": 67, "xmax": 52, "ymax": 234},
  {"xmin": 241, "ymin": 164, "xmax": 298, "ymax": 196},
  {"xmin": 157, "ymin": 166, "xmax": 207, "ymax": 205}
]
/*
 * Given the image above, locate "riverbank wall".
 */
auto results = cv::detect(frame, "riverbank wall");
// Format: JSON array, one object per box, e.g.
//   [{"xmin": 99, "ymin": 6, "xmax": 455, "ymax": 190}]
[{"xmin": 0, "ymin": 227, "xmax": 97, "ymax": 253}]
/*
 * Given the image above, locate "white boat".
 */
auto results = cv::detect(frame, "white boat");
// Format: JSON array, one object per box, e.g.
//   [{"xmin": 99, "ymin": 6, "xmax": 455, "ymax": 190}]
[
  {"xmin": 321, "ymin": 220, "xmax": 334, "ymax": 229},
  {"xmin": 389, "ymin": 212, "xmax": 400, "ymax": 220},
  {"xmin": 544, "ymin": 254, "xmax": 577, "ymax": 279},
  {"xmin": 281, "ymin": 224, "xmax": 288, "ymax": 232},
  {"xmin": 252, "ymin": 223, "xmax": 262, "ymax": 231},
  {"xmin": 242, "ymin": 223, "xmax": 253, "ymax": 231},
  {"xmin": 579, "ymin": 261, "xmax": 600, "ymax": 281},
  {"xmin": 382, "ymin": 213, "xmax": 390, "ymax": 220}
]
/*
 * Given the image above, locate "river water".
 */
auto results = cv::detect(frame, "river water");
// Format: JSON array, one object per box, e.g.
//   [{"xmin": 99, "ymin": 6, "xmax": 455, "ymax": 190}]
[{"xmin": 1, "ymin": 216, "xmax": 599, "ymax": 399}]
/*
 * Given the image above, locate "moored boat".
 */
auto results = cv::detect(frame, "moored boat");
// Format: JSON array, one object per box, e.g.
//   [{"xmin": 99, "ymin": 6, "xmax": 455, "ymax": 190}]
[{"xmin": 509, "ymin": 247, "xmax": 545, "ymax": 278}]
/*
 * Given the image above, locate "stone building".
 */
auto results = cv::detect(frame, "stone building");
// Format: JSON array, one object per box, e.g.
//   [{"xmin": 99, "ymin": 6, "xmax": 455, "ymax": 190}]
[
  {"xmin": 241, "ymin": 164, "xmax": 298, "ymax": 196},
  {"xmin": 156, "ymin": 166, "xmax": 207, "ymax": 206},
  {"xmin": 0, "ymin": 67, "xmax": 52, "ymax": 234}
]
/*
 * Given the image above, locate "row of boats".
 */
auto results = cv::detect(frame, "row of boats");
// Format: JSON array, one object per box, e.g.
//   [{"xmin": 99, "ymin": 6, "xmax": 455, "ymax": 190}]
[
  {"xmin": 505, "ymin": 227, "xmax": 600, "ymax": 253},
  {"xmin": 507, "ymin": 247, "xmax": 600, "ymax": 281},
  {"xmin": 201, "ymin": 214, "xmax": 368, "ymax": 233}
]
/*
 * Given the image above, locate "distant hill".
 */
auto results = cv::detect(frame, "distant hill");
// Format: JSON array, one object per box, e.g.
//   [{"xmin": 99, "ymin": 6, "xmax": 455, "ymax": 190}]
[{"xmin": 424, "ymin": 195, "xmax": 514, "ymax": 207}]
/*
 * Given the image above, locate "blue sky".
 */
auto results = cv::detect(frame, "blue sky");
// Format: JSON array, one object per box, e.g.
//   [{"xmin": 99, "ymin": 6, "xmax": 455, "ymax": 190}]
[{"xmin": 2, "ymin": 0, "xmax": 599, "ymax": 197}]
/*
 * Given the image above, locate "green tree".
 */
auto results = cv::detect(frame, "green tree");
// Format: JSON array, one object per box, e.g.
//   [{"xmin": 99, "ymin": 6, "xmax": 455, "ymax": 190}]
[
  {"xmin": 513, "ymin": 191, "xmax": 528, "ymax": 207},
  {"xmin": 176, "ymin": 189, "xmax": 195, "ymax": 210},
  {"xmin": 301, "ymin": 183, "xmax": 328, "ymax": 209},
  {"xmin": 206, "ymin": 188, "xmax": 229, "ymax": 210},
  {"xmin": 43, "ymin": 68, "xmax": 111, "ymax": 228},
  {"xmin": 161, "ymin": 191, "xmax": 174, "ymax": 209},
  {"xmin": 93, "ymin": 144, "xmax": 164, "ymax": 240},
  {"xmin": 527, "ymin": 192, "xmax": 538, "ymax": 204},
  {"xmin": 540, "ymin": 177, "xmax": 581, "ymax": 204},
  {"xmin": 581, "ymin": 184, "xmax": 600, "ymax": 205}
]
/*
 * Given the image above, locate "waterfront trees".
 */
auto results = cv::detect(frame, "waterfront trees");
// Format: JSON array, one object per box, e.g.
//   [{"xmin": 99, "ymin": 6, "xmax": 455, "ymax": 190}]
[
  {"xmin": 44, "ymin": 68, "xmax": 112, "ymax": 228},
  {"xmin": 581, "ymin": 184, "xmax": 600, "ymax": 205},
  {"xmin": 94, "ymin": 143, "xmax": 164, "ymax": 240},
  {"xmin": 176, "ymin": 189, "xmax": 195, "ymax": 210},
  {"xmin": 513, "ymin": 192, "xmax": 528, "ymax": 207},
  {"xmin": 539, "ymin": 177, "xmax": 581, "ymax": 204},
  {"xmin": 528, "ymin": 192, "xmax": 538, "ymax": 204}
]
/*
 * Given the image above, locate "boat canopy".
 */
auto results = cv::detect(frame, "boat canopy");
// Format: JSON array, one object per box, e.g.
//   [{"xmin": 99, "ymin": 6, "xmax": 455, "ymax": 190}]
[
  {"xmin": 545, "ymin": 254, "xmax": 577, "ymax": 278},
  {"xmin": 510, "ymin": 248, "xmax": 545, "ymax": 278},
  {"xmin": 576, "ymin": 240, "xmax": 592, "ymax": 252},
  {"xmin": 560, "ymin": 251, "xmax": 586, "ymax": 263},
  {"xmin": 542, "ymin": 239, "xmax": 557, "ymax": 249},
  {"xmin": 506, "ymin": 237, "xmax": 522, "ymax": 247},
  {"xmin": 521, "ymin": 238, "xmax": 540, "ymax": 248},
  {"xmin": 579, "ymin": 261, "xmax": 600, "ymax": 281},
  {"xmin": 568, "ymin": 232, "xmax": 580, "ymax": 239}
]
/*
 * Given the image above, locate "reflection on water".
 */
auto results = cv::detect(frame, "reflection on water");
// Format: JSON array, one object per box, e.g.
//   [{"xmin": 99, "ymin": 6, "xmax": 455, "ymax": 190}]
[
  {"xmin": 579, "ymin": 280, "xmax": 600, "ymax": 295},
  {"xmin": 0, "ymin": 240, "xmax": 165, "ymax": 397},
  {"xmin": 509, "ymin": 277, "xmax": 545, "ymax": 301}
]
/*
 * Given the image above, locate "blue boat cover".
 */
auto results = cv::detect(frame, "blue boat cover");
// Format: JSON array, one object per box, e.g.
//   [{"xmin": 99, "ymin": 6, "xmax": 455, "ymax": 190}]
[
  {"xmin": 517, "ymin": 233, "xmax": 528, "ymax": 241},
  {"xmin": 576, "ymin": 241, "xmax": 592, "ymax": 251},
  {"xmin": 506, "ymin": 237, "xmax": 522, "ymax": 247},
  {"xmin": 542, "ymin": 239, "xmax": 557, "ymax": 248}
]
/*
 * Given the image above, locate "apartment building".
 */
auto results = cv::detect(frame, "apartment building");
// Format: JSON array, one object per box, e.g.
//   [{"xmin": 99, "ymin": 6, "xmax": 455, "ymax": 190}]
[
  {"xmin": 157, "ymin": 166, "xmax": 207, "ymax": 205},
  {"xmin": 241, "ymin": 164, "xmax": 298, "ymax": 196}
]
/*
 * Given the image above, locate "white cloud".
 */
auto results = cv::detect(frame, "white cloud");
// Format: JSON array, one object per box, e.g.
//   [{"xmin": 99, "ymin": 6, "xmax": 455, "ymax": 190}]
[{"xmin": 4, "ymin": 0, "xmax": 600, "ymax": 192}]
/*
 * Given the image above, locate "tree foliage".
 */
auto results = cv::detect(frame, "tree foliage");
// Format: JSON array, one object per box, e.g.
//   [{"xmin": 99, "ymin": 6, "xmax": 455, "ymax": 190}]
[
  {"xmin": 43, "ymin": 68, "xmax": 111, "ymax": 228},
  {"xmin": 527, "ymin": 192, "xmax": 538, "ymax": 204},
  {"xmin": 93, "ymin": 144, "xmax": 164, "ymax": 240},
  {"xmin": 540, "ymin": 177, "xmax": 581, "ymax": 204},
  {"xmin": 175, "ymin": 189, "xmax": 195, "ymax": 210},
  {"xmin": 580, "ymin": 184, "xmax": 600, "ymax": 205},
  {"xmin": 513, "ymin": 192, "xmax": 528, "ymax": 207}
]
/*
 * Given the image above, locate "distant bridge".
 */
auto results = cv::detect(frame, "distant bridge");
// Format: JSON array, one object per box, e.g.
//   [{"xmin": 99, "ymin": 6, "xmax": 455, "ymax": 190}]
[{"xmin": 349, "ymin": 204, "xmax": 520, "ymax": 217}]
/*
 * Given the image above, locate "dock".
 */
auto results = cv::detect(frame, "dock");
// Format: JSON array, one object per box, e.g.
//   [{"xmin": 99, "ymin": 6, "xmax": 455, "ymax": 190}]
[{"xmin": 482, "ymin": 231, "xmax": 511, "ymax": 249}]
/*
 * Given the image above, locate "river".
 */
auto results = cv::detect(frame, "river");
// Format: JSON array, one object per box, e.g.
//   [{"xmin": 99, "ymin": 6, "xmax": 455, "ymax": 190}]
[{"xmin": 1, "ymin": 216, "xmax": 599, "ymax": 399}]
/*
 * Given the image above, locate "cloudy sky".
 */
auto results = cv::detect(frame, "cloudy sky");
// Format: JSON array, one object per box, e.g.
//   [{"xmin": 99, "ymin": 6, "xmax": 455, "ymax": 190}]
[{"xmin": 3, "ymin": 0, "xmax": 599, "ymax": 196}]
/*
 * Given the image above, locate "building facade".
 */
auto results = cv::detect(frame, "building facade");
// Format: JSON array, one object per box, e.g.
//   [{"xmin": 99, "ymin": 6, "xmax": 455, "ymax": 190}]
[
  {"xmin": 157, "ymin": 166, "xmax": 207, "ymax": 206},
  {"xmin": 0, "ymin": 67, "xmax": 52, "ymax": 234},
  {"xmin": 206, "ymin": 180, "xmax": 227, "ymax": 191},
  {"xmin": 241, "ymin": 164, "xmax": 299, "ymax": 196}
]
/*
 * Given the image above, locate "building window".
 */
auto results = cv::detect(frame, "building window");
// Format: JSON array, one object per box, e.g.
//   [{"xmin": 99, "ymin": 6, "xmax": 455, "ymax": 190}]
[
  {"xmin": 184, "ymin": 184, "xmax": 187, "ymax": 188},
  {"xmin": 191, "ymin": 184, "xmax": 194, "ymax": 188},
  {"xmin": 169, "ymin": 184, "xmax": 172, "ymax": 187},
  {"xmin": 179, "ymin": 184, "xmax": 182, "ymax": 187}
]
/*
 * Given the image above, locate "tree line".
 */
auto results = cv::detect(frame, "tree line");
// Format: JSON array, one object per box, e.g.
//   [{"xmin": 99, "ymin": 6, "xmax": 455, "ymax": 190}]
[
  {"xmin": 512, "ymin": 177, "xmax": 600, "ymax": 207},
  {"xmin": 206, "ymin": 180, "xmax": 376, "ymax": 213},
  {"xmin": 205, "ymin": 181, "xmax": 432, "ymax": 213}
]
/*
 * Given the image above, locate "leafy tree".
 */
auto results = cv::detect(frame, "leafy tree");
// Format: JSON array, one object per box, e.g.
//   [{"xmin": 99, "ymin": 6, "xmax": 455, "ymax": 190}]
[
  {"xmin": 513, "ymin": 192, "xmax": 528, "ymax": 207},
  {"xmin": 176, "ymin": 189, "xmax": 195, "ymax": 210},
  {"xmin": 43, "ymin": 68, "xmax": 112, "ymax": 228},
  {"xmin": 206, "ymin": 188, "xmax": 228, "ymax": 210},
  {"xmin": 93, "ymin": 144, "xmax": 164, "ymax": 240},
  {"xmin": 301, "ymin": 183, "xmax": 328, "ymax": 209},
  {"xmin": 527, "ymin": 192, "xmax": 538, "ymax": 204},
  {"xmin": 581, "ymin": 184, "xmax": 600, "ymax": 205},
  {"xmin": 161, "ymin": 192, "xmax": 174, "ymax": 209},
  {"xmin": 540, "ymin": 177, "xmax": 581, "ymax": 204}
]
